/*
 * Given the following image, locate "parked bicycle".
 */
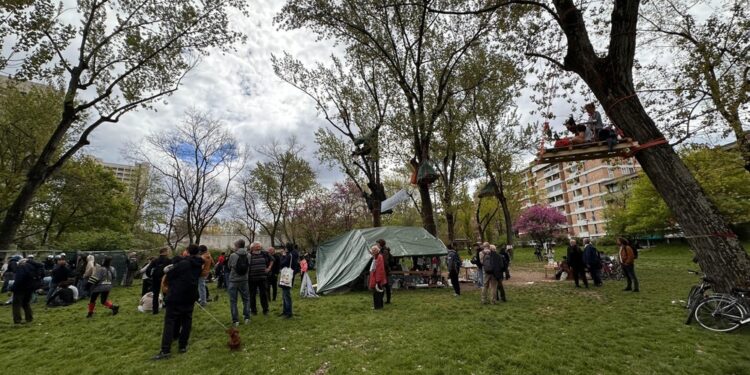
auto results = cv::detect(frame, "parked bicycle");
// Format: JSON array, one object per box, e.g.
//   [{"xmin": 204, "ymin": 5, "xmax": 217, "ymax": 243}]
[
  {"xmin": 684, "ymin": 270, "xmax": 712, "ymax": 325},
  {"xmin": 693, "ymin": 286, "xmax": 750, "ymax": 333},
  {"xmin": 600, "ymin": 255, "xmax": 623, "ymax": 281}
]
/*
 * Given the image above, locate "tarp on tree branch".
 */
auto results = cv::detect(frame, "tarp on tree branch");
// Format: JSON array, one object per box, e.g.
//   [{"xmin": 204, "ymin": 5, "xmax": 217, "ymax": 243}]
[
  {"xmin": 315, "ymin": 226, "xmax": 447, "ymax": 294},
  {"xmin": 477, "ymin": 180, "xmax": 497, "ymax": 198}
]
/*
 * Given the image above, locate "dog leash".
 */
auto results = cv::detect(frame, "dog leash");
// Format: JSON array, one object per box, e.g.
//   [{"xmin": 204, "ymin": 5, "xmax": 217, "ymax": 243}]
[{"xmin": 197, "ymin": 302, "xmax": 229, "ymax": 330}]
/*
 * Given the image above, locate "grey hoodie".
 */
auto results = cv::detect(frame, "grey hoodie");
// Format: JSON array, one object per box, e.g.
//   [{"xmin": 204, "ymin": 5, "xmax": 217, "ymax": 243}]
[{"xmin": 228, "ymin": 248, "xmax": 249, "ymax": 283}]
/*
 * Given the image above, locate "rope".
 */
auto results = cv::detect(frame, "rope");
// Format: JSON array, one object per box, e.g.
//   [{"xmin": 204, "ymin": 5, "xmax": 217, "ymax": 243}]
[
  {"xmin": 625, "ymin": 138, "xmax": 668, "ymax": 157},
  {"xmin": 607, "ymin": 93, "xmax": 638, "ymax": 112},
  {"xmin": 197, "ymin": 303, "xmax": 229, "ymax": 330}
]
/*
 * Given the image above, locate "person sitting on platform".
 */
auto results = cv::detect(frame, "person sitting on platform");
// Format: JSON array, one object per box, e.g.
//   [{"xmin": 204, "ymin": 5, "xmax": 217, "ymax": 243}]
[
  {"xmin": 554, "ymin": 116, "xmax": 586, "ymax": 147},
  {"xmin": 584, "ymin": 103, "xmax": 618, "ymax": 152}
]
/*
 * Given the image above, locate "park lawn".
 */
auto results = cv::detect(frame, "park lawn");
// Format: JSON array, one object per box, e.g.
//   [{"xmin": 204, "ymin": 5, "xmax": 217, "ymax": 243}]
[{"xmin": 1, "ymin": 244, "xmax": 749, "ymax": 375}]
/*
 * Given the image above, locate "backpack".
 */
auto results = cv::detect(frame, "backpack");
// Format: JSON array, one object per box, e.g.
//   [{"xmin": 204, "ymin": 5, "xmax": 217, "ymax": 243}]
[
  {"xmin": 234, "ymin": 254, "xmax": 249, "ymax": 275},
  {"xmin": 632, "ymin": 243, "xmax": 640, "ymax": 259},
  {"xmin": 496, "ymin": 252, "xmax": 506, "ymax": 271}
]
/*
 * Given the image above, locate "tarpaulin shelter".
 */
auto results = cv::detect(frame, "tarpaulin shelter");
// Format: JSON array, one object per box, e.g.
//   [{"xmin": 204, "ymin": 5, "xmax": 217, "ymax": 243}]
[{"xmin": 315, "ymin": 226, "xmax": 447, "ymax": 294}]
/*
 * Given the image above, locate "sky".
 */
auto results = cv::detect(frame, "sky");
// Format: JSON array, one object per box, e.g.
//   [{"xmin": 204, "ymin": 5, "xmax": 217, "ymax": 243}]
[{"xmin": 86, "ymin": 0, "xmax": 346, "ymax": 187}]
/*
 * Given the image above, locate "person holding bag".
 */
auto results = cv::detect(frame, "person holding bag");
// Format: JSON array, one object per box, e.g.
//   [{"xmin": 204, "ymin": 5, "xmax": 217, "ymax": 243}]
[
  {"xmin": 278, "ymin": 243, "xmax": 299, "ymax": 319},
  {"xmin": 368, "ymin": 245, "xmax": 386, "ymax": 310}
]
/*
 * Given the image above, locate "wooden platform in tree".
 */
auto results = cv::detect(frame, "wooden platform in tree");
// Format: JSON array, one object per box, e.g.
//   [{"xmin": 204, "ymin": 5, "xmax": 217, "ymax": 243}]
[{"xmin": 536, "ymin": 139, "xmax": 637, "ymax": 164}]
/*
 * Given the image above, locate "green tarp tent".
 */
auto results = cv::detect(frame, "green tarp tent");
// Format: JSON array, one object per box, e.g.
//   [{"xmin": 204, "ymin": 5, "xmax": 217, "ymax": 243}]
[{"xmin": 316, "ymin": 226, "xmax": 447, "ymax": 294}]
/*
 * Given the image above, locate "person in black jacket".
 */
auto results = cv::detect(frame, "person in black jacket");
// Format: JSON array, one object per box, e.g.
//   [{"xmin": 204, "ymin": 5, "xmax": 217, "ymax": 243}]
[
  {"xmin": 47, "ymin": 256, "xmax": 72, "ymax": 302},
  {"xmin": 153, "ymin": 244, "xmax": 203, "ymax": 360},
  {"xmin": 566, "ymin": 239, "xmax": 589, "ymax": 288},
  {"xmin": 267, "ymin": 247, "xmax": 281, "ymax": 302},
  {"xmin": 11, "ymin": 259, "xmax": 38, "ymax": 324},
  {"xmin": 582, "ymin": 238, "xmax": 603, "ymax": 287},
  {"xmin": 499, "ymin": 246, "xmax": 511, "ymax": 280},
  {"xmin": 147, "ymin": 248, "xmax": 172, "ymax": 315}
]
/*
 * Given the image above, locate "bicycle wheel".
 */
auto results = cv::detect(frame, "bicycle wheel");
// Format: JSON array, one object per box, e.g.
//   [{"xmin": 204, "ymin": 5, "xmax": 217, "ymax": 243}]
[
  {"xmin": 693, "ymin": 296, "xmax": 747, "ymax": 332},
  {"xmin": 686, "ymin": 285, "xmax": 700, "ymax": 309},
  {"xmin": 685, "ymin": 286, "xmax": 703, "ymax": 325}
]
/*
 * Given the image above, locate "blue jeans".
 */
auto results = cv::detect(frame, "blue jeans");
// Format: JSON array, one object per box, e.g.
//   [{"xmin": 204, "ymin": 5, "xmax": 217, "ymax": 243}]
[
  {"xmin": 47, "ymin": 282, "xmax": 58, "ymax": 302},
  {"xmin": 198, "ymin": 277, "xmax": 207, "ymax": 305},
  {"xmin": 228, "ymin": 281, "xmax": 250, "ymax": 323},
  {"xmin": 281, "ymin": 286, "xmax": 292, "ymax": 316},
  {"xmin": 475, "ymin": 270, "xmax": 484, "ymax": 287}
]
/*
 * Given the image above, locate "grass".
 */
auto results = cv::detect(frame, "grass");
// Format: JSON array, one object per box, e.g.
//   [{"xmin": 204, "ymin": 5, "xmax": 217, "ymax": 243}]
[{"xmin": 1, "ymin": 244, "xmax": 749, "ymax": 375}]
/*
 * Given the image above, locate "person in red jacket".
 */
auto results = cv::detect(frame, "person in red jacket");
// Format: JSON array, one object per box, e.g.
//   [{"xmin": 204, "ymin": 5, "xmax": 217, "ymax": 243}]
[{"xmin": 368, "ymin": 245, "xmax": 386, "ymax": 310}]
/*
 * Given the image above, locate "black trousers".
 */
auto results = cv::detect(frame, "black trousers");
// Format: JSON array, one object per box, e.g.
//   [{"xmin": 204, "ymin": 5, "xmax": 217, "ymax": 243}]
[
  {"xmin": 623, "ymin": 264, "xmax": 640, "ymax": 290},
  {"xmin": 373, "ymin": 289, "xmax": 384, "ymax": 309},
  {"xmin": 572, "ymin": 267, "xmax": 589, "ymax": 287},
  {"xmin": 249, "ymin": 278, "xmax": 269, "ymax": 314},
  {"xmin": 589, "ymin": 267, "xmax": 603, "ymax": 286},
  {"xmin": 449, "ymin": 270, "xmax": 460, "ymax": 295},
  {"xmin": 141, "ymin": 279, "xmax": 152, "ymax": 297},
  {"xmin": 160, "ymin": 304, "xmax": 194, "ymax": 353},
  {"xmin": 384, "ymin": 281, "xmax": 392, "ymax": 303},
  {"xmin": 496, "ymin": 279, "xmax": 507, "ymax": 301},
  {"xmin": 12, "ymin": 289, "xmax": 33, "ymax": 323},
  {"xmin": 267, "ymin": 274, "xmax": 278, "ymax": 301},
  {"xmin": 151, "ymin": 284, "xmax": 162, "ymax": 314}
]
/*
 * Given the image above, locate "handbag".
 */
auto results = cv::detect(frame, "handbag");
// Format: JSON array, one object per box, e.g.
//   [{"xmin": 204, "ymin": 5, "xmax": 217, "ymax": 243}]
[{"xmin": 279, "ymin": 255, "xmax": 294, "ymax": 287}]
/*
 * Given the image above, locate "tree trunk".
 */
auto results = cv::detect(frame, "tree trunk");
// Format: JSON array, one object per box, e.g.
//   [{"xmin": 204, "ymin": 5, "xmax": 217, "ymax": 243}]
[
  {"xmin": 550, "ymin": 0, "xmax": 750, "ymax": 292},
  {"xmin": 0, "ymin": 173, "xmax": 46, "ymax": 249},
  {"xmin": 489, "ymin": 173, "xmax": 514, "ymax": 246},
  {"xmin": 418, "ymin": 182, "xmax": 437, "ymax": 236},
  {"xmin": 372, "ymin": 200, "xmax": 382, "ymax": 228},
  {"xmin": 446, "ymin": 211, "xmax": 456, "ymax": 244}
]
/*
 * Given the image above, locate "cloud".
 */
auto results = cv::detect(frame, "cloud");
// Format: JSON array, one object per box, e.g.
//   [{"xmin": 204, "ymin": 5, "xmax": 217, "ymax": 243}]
[{"xmin": 88, "ymin": 0, "xmax": 345, "ymax": 187}]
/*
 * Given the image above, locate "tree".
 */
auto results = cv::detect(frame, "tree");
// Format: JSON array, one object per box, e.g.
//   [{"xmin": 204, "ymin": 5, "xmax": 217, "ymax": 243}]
[
  {"xmin": 432, "ymin": 0, "xmax": 750, "ymax": 291},
  {"xmin": 607, "ymin": 147, "xmax": 750, "ymax": 236},
  {"xmin": 273, "ymin": 54, "xmax": 395, "ymax": 227},
  {"xmin": 513, "ymin": 205, "xmax": 567, "ymax": 245},
  {"xmin": 0, "ymin": 0, "xmax": 248, "ymax": 249},
  {"xmin": 244, "ymin": 138, "xmax": 316, "ymax": 246},
  {"xmin": 639, "ymin": 0, "xmax": 750, "ymax": 171},
  {"xmin": 277, "ymin": 0, "xmax": 497, "ymax": 236},
  {"xmin": 142, "ymin": 110, "xmax": 244, "ymax": 245}
]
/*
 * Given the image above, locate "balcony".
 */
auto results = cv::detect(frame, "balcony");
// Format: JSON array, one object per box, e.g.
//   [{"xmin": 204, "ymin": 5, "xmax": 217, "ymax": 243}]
[{"xmin": 545, "ymin": 179, "xmax": 562, "ymax": 188}]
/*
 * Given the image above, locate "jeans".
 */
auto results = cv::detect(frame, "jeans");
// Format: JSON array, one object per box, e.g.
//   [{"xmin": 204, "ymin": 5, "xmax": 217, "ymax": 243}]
[
  {"xmin": 198, "ymin": 277, "xmax": 208, "ymax": 305},
  {"xmin": 449, "ymin": 270, "xmax": 460, "ymax": 295},
  {"xmin": 228, "ymin": 281, "xmax": 250, "ymax": 323},
  {"xmin": 623, "ymin": 264, "xmax": 639, "ymax": 290},
  {"xmin": 47, "ymin": 281, "xmax": 58, "ymax": 302},
  {"xmin": 160, "ymin": 304, "xmax": 194, "ymax": 353},
  {"xmin": 249, "ymin": 278, "xmax": 269, "ymax": 314},
  {"xmin": 281, "ymin": 286, "xmax": 292, "ymax": 316},
  {"xmin": 12, "ymin": 289, "xmax": 33, "ymax": 323},
  {"xmin": 475, "ymin": 270, "xmax": 484, "ymax": 288}
]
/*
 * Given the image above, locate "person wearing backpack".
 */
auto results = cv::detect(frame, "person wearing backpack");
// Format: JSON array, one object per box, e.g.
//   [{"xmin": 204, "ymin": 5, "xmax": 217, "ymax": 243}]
[
  {"xmin": 480, "ymin": 245, "xmax": 498, "ymax": 304},
  {"xmin": 85, "ymin": 256, "xmax": 120, "ymax": 318},
  {"xmin": 446, "ymin": 244, "xmax": 462, "ymax": 296},
  {"xmin": 227, "ymin": 239, "xmax": 251, "ymax": 326},
  {"xmin": 618, "ymin": 237, "xmax": 639, "ymax": 292},
  {"xmin": 582, "ymin": 238, "xmax": 603, "ymax": 287}
]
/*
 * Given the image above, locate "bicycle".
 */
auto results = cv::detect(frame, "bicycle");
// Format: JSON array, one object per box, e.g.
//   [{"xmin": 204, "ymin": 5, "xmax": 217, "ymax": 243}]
[
  {"xmin": 601, "ymin": 257, "xmax": 623, "ymax": 281},
  {"xmin": 684, "ymin": 270, "xmax": 712, "ymax": 325},
  {"xmin": 693, "ymin": 287, "xmax": 750, "ymax": 332}
]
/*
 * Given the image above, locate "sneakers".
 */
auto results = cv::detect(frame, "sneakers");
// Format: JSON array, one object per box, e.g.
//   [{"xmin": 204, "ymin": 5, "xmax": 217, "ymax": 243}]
[
  {"xmin": 112, "ymin": 305, "xmax": 120, "ymax": 316},
  {"xmin": 178, "ymin": 347, "xmax": 187, "ymax": 354},
  {"xmin": 244, "ymin": 318, "xmax": 250, "ymax": 324},
  {"xmin": 232, "ymin": 321, "xmax": 239, "ymax": 327},
  {"xmin": 152, "ymin": 352, "xmax": 171, "ymax": 360},
  {"xmin": 86, "ymin": 312, "xmax": 93, "ymax": 318}
]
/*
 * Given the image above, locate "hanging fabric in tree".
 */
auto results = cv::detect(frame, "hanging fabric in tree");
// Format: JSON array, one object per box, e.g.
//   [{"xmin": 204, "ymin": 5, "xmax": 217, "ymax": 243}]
[
  {"xmin": 477, "ymin": 180, "xmax": 497, "ymax": 198},
  {"xmin": 416, "ymin": 160, "xmax": 438, "ymax": 185}
]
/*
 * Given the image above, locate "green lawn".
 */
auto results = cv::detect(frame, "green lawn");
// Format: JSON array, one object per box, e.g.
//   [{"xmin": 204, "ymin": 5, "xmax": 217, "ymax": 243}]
[{"xmin": 1, "ymin": 244, "xmax": 749, "ymax": 375}]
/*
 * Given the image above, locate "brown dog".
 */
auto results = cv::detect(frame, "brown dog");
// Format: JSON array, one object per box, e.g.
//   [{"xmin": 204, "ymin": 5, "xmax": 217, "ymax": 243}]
[{"xmin": 227, "ymin": 327, "xmax": 241, "ymax": 350}]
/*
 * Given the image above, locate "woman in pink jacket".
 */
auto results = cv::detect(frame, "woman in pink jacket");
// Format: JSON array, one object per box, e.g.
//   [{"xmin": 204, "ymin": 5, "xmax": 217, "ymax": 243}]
[{"xmin": 368, "ymin": 245, "xmax": 386, "ymax": 310}]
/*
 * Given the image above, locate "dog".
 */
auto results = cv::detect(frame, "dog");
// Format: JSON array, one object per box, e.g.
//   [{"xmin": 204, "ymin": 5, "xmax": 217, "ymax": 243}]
[{"xmin": 227, "ymin": 327, "xmax": 241, "ymax": 350}]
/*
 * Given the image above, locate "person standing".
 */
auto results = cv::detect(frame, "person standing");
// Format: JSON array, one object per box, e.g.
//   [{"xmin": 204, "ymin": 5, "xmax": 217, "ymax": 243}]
[
  {"xmin": 215, "ymin": 252, "xmax": 227, "ymax": 290},
  {"xmin": 247, "ymin": 242, "xmax": 271, "ymax": 316},
  {"xmin": 470, "ymin": 245, "xmax": 484, "ymax": 288},
  {"xmin": 376, "ymin": 239, "xmax": 393, "ymax": 304},
  {"xmin": 582, "ymin": 238, "xmax": 603, "ymax": 287},
  {"xmin": 567, "ymin": 240, "xmax": 589, "ymax": 288},
  {"xmin": 198, "ymin": 245, "xmax": 213, "ymax": 307},
  {"xmin": 278, "ymin": 243, "xmax": 299, "ymax": 319},
  {"xmin": 123, "ymin": 252, "xmax": 138, "ymax": 287},
  {"xmin": 618, "ymin": 238, "xmax": 639, "ymax": 292},
  {"xmin": 153, "ymin": 244, "xmax": 204, "ymax": 360},
  {"xmin": 267, "ymin": 247, "xmax": 280, "ymax": 302},
  {"xmin": 480, "ymin": 245, "xmax": 498, "ymax": 304},
  {"xmin": 227, "ymin": 240, "xmax": 251, "ymax": 326},
  {"xmin": 499, "ymin": 246, "xmax": 511, "ymax": 280},
  {"xmin": 140, "ymin": 257, "xmax": 154, "ymax": 297},
  {"xmin": 147, "ymin": 248, "xmax": 171, "ymax": 314},
  {"xmin": 368, "ymin": 245, "xmax": 386, "ymax": 310},
  {"xmin": 86, "ymin": 256, "xmax": 120, "ymax": 318},
  {"xmin": 10, "ymin": 259, "xmax": 36, "ymax": 324},
  {"xmin": 446, "ymin": 244, "xmax": 461, "ymax": 296}
]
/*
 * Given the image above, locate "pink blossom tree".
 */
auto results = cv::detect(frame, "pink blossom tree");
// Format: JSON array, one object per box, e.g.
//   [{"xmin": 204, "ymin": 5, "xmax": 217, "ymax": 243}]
[{"xmin": 513, "ymin": 205, "xmax": 567, "ymax": 245}]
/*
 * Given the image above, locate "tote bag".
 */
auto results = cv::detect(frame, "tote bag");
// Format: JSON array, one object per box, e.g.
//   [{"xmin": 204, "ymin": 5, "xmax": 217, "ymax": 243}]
[{"xmin": 279, "ymin": 255, "xmax": 294, "ymax": 287}]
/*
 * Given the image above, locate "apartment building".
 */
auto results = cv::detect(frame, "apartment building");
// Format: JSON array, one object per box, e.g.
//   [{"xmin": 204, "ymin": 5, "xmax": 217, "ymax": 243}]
[
  {"xmin": 519, "ymin": 157, "xmax": 640, "ymax": 239},
  {"xmin": 94, "ymin": 158, "xmax": 149, "ymax": 186}
]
